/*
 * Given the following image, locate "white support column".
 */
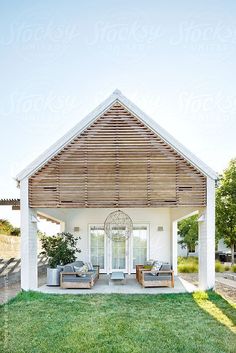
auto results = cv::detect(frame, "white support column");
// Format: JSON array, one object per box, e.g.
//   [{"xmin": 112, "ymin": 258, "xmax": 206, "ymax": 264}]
[
  {"xmin": 20, "ymin": 178, "xmax": 38, "ymax": 290},
  {"xmin": 172, "ymin": 220, "xmax": 178, "ymax": 275},
  {"xmin": 198, "ymin": 177, "xmax": 215, "ymax": 290}
]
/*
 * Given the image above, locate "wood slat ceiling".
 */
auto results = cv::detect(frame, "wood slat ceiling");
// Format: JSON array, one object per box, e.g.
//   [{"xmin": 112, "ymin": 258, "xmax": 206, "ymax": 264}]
[{"xmin": 29, "ymin": 102, "xmax": 207, "ymax": 208}]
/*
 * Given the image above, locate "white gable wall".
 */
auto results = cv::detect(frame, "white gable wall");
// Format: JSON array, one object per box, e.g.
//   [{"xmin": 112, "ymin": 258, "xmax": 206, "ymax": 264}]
[
  {"xmin": 39, "ymin": 207, "xmax": 172, "ymax": 273},
  {"xmin": 37, "ymin": 206, "xmax": 200, "ymax": 274}
]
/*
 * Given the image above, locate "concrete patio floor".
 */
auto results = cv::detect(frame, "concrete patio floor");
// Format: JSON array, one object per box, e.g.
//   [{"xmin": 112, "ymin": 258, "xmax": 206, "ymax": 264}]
[{"xmin": 37, "ymin": 274, "xmax": 197, "ymax": 295}]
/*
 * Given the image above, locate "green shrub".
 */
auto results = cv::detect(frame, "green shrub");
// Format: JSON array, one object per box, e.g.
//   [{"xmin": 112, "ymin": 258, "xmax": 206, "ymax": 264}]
[
  {"xmin": 178, "ymin": 256, "xmax": 198, "ymax": 264},
  {"xmin": 41, "ymin": 232, "xmax": 81, "ymax": 268},
  {"xmin": 224, "ymin": 265, "xmax": 230, "ymax": 271},
  {"xmin": 177, "ymin": 256, "xmax": 198, "ymax": 273},
  {"xmin": 231, "ymin": 264, "xmax": 236, "ymax": 272},
  {"xmin": 215, "ymin": 260, "xmax": 224, "ymax": 273},
  {"xmin": 178, "ymin": 263, "xmax": 198, "ymax": 273}
]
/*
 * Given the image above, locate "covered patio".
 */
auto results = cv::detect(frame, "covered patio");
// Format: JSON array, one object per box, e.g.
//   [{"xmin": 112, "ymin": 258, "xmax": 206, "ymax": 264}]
[
  {"xmin": 37, "ymin": 274, "xmax": 196, "ymax": 295},
  {"xmin": 16, "ymin": 90, "xmax": 217, "ymax": 292}
]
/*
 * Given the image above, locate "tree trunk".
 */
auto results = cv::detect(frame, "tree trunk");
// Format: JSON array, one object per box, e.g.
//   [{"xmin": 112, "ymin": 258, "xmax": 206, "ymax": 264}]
[{"xmin": 231, "ymin": 244, "xmax": 235, "ymax": 265}]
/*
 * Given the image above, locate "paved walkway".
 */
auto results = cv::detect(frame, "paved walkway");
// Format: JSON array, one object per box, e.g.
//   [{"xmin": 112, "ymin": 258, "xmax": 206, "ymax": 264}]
[{"xmin": 216, "ymin": 274, "xmax": 236, "ymax": 288}]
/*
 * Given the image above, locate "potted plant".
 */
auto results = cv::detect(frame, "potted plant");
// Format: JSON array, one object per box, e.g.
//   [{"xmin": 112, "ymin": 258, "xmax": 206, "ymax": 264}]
[{"xmin": 40, "ymin": 232, "xmax": 81, "ymax": 286}]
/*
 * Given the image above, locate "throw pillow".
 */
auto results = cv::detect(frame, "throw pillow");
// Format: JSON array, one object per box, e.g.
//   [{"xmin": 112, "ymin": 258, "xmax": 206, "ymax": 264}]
[
  {"xmin": 145, "ymin": 259, "xmax": 154, "ymax": 266},
  {"xmin": 82, "ymin": 264, "xmax": 89, "ymax": 273},
  {"xmin": 74, "ymin": 265, "xmax": 89, "ymax": 277},
  {"xmin": 150, "ymin": 261, "xmax": 162, "ymax": 275},
  {"xmin": 85, "ymin": 262, "xmax": 94, "ymax": 271},
  {"xmin": 63, "ymin": 265, "xmax": 75, "ymax": 272},
  {"xmin": 74, "ymin": 265, "xmax": 84, "ymax": 273}
]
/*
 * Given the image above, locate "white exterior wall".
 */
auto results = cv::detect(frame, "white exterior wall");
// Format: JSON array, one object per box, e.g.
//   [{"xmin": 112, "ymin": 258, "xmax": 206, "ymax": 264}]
[
  {"xmin": 41, "ymin": 207, "xmax": 172, "ymax": 273},
  {"xmin": 39, "ymin": 206, "xmax": 200, "ymax": 275},
  {"xmin": 67, "ymin": 208, "xmax": 171, "ymax": 272}
]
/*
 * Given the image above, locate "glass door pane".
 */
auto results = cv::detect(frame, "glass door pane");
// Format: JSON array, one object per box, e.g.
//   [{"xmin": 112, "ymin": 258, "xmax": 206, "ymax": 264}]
[
  {"xmin": 112, "ymin": 238, "xmax": 126, "ymax": 270},
  {"xmin": 132, "ymin": 226, "xmax": 148, "ymax": 270},
  {"xmin": 90, "ymin": 226, "xmax": 105, "ymax": 271}
]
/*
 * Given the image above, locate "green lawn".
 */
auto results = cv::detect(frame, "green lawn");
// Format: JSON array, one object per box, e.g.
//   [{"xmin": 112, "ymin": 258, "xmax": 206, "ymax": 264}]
[{"xmin": 0, "ymin": 291, "xmax": 236, "ymax": 353}]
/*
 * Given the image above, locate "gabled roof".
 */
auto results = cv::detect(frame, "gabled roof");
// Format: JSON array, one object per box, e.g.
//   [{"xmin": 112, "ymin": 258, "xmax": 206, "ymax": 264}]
[{"xmin": 16, "ymin": 89, "xmax": 218, "ymax": 181}]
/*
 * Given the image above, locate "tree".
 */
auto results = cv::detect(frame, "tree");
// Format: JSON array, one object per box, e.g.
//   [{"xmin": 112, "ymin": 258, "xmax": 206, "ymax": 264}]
[
  {"xmin": 178, "ymin": 215, "xmax": 198, "ymax": 256},
  {"xmin": 40, "ymin": 232, "xmax": 81, "ymax": 268},
  {"xmin": 10, "ymin": 227, "xmax": 20, "ymax": 236},
  {"xmin": 0, "ymin": 219, "xmax": 20, "ymax": 236},
  {"xmin": 0, "ymin": 219, "xmax": 13, "ymax": 234},
  {"xmin": 216, "ymin": 158, "xmax": 236, "ymax": 264}
]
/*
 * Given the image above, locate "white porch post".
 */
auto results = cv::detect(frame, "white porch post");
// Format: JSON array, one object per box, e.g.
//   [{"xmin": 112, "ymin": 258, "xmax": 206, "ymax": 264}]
[
  {"xmin": 172, "ymin": 220, "xmax": 178, "ymax": 275},
  {"xmin": 20, "ymin": 178, "xmax": 38, "ymax": 290},
  {"xmin": 198, "ymin": 177, "xmax": 215, "ymax": 290}
]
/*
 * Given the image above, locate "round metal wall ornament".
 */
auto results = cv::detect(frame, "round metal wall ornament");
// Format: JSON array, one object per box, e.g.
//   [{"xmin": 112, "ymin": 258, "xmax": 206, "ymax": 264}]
[{"xmin": 104, "ymin": 210, "xmax": 133, "ymax": 242}]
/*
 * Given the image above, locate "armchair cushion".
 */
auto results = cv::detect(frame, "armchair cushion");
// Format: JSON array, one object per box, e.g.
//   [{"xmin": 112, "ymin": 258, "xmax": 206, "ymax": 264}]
[
  {"xmin": 144, "ymin": 273, "xmax": 171, "ymax": 281},
  {"xmin": 63, "ymin": 275, "xmax": 91, "ymax": 283}
]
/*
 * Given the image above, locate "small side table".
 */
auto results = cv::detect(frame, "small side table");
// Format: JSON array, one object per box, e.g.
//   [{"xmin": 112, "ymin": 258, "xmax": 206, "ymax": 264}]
[{"xmin": 109, "ymin": 271, "xmax": 126, "ymax": 285}]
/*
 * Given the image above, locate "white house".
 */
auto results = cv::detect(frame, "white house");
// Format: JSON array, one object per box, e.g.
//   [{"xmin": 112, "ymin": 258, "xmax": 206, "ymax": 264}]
[{"xmin": 16, "ymin": 90, "xmax": 217, "ymax": 291}]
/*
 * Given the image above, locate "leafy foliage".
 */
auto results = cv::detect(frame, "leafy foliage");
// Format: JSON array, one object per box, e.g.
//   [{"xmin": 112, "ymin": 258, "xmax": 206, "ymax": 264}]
[
  {"xmin": 216, "ymin": 158, "xmax": 236, "ymax": 264},
  {"xmin": 40, "ymin": 232, "xmax": 81, "ymax": 268},
  {"xmin": 178, "ymin": 215, "xmax": 198, "ymax": 255},
  {"xmin": 215, "ymin": 260, "xmax": 225, "ymax": 273},
  {"xmin": 0, "ymin": 219, "xmax": 20, "ymax": 236},
  {"xmin": 178, "ymin": 256, "xmax": 198, "ymax": 273}
]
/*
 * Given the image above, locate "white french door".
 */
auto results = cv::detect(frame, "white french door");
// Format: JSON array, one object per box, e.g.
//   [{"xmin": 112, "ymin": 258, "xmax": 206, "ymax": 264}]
[
  {"xmin": 111, "ymin": 238, "xmax": 127, "ymax": 272},
  {"xmin": 89, "ymin": 223, "xmax": 149, "ymax": 274},
  {"xmin": 131, "ymin": 225, "xmax": 149, "ymax": 272}
]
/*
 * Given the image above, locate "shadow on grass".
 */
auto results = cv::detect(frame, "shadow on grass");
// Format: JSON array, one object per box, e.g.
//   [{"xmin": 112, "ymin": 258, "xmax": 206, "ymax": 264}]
[
  {"xmin": 193, "ymin": 291, "xmax": 236, "ymax": 334},
  {"xmin": 207, "ymin": 291, "xmax": 236, "ymax": 325}
]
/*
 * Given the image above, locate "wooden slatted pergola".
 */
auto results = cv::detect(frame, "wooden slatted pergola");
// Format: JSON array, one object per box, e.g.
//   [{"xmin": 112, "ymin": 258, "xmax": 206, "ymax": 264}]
[
  {"xmin": 29, "ymin": 102, "xmax": 206, "ymax": 208},
  {"xmin": 0, "ymin": 198, "xmax": 20, "ymax": 210}
]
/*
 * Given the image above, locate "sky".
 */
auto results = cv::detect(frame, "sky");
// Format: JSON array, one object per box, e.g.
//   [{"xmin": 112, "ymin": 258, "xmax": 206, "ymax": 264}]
[{"xmin": 0, "ymin": 0, "xmax": 236, "ymax": 225}]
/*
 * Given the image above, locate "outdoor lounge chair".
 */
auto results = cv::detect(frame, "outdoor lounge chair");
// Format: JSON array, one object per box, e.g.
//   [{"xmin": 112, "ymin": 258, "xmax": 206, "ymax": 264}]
[
  {"xmin": 59, "ymin": 261, "xmax": 100, "ymax": 289},
  {"xmin": 139, "ymin": 263, "xmax": 174, "ymax": 288}
]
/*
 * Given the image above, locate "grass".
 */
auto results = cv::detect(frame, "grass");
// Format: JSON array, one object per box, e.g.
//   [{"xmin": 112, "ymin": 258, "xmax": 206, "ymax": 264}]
[{"xmin": 0, "ymin": 291, "xmax": 236, "ymax": 353}]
